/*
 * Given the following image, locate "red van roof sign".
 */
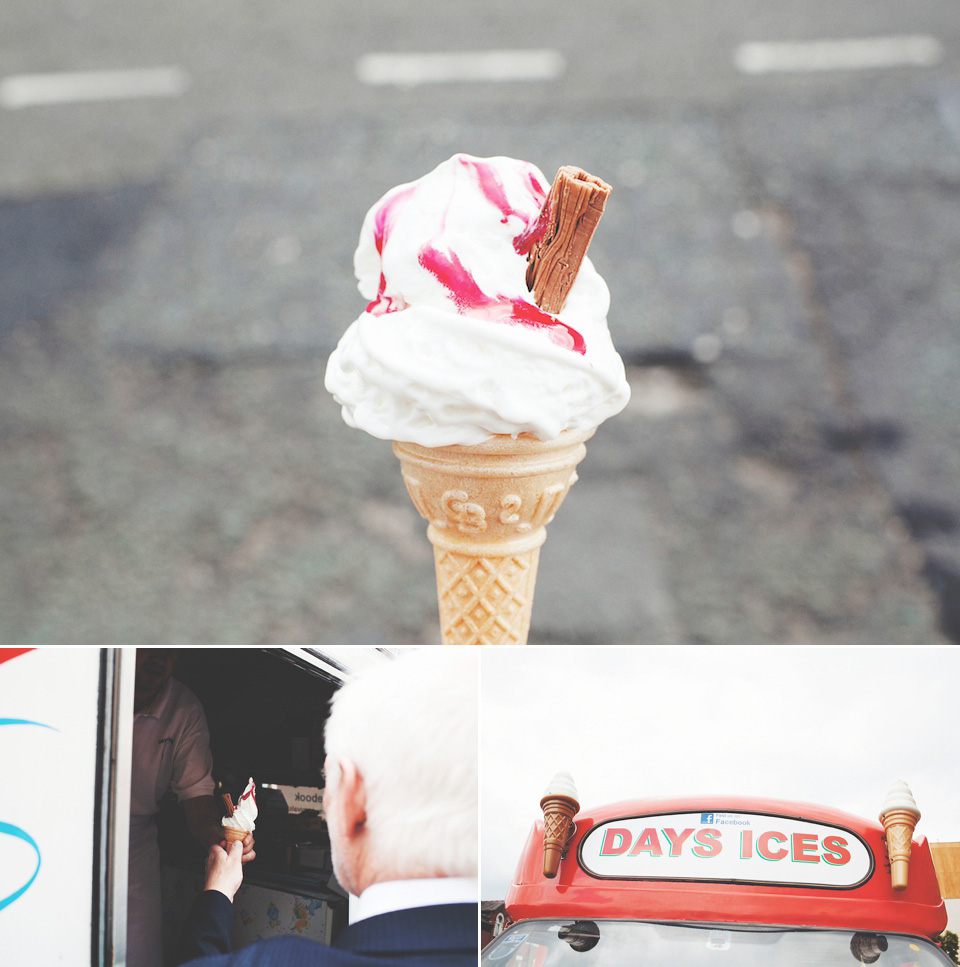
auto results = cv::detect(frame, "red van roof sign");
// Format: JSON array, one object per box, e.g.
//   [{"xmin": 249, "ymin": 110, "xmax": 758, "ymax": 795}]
[{"xmin": 579, "ymin": 810, "xmax": 874, "ymax": 888}]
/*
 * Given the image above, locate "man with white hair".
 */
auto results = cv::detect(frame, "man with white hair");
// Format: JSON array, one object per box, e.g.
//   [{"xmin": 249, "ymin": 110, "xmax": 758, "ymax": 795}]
[{"xmin": 176, "ymin": 648, "xmax": 478, "ymax": 966}]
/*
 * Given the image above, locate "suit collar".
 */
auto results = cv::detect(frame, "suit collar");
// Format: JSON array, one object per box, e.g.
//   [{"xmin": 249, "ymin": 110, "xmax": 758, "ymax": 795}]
[
  {"xmin": 334, "ymin": 903, "xmax": 477, "ymax": 955},
  {"xmin": 353, "ymin": 877, "xmax": 478, "ymax": 924}
]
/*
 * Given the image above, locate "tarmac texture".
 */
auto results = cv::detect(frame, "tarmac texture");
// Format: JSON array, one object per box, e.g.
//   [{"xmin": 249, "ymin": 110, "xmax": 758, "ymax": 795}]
[{"xmin": 1, "ymin": 84, "xmax": 958, "ymax": 645}]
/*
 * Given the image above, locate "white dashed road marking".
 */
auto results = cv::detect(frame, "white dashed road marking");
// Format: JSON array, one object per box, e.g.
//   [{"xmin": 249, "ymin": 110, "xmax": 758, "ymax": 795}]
[
  {"xmin": 356, "ymin": 49, "xmax": 566, "ymax": 87},
  {"xmin": 0, "ymin": 67, "xmax": 190, "ymax": 108},
  {"xmin": 734, "ymin": 35, "xmax": 943, "ymax": 74}
]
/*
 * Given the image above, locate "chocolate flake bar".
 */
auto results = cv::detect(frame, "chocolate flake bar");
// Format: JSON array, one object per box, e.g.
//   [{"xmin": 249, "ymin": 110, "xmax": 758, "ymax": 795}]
[{"xmin": 526, "ymin": 166, "xmax": 612, "ymax": 314}]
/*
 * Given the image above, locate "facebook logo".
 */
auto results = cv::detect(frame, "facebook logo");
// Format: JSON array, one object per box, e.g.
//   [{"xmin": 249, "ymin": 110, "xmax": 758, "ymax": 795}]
[{"xmin": 700, "ymin": 813, "xmax": 715, "ymax": 824}]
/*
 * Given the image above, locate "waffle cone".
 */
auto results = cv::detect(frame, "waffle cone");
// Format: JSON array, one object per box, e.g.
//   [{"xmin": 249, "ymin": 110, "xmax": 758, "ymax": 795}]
[
  {"xmin": 881, "ymin": 809, "xmax": 918, "ymax": 890},
  {"xmin": 393, "ymin": 429, "xmax": 593, "ymax": 644},
  {"xmin": 540, "ymin": 794, "xmax": 579, "ymax": 878},
  {"xmin": 223, "ymin": 825, "xmax": 248, "ymax": 846}
]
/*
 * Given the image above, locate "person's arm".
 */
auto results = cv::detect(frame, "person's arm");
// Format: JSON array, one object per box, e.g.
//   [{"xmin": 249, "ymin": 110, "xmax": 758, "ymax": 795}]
[
  {"xmin": 183, "ymin": 795, "xmax": 256, "ymax": 863},
  {"xmin": 183, "ymin": 795, "xmax": 224, "ymax": 848},
  {"xmin": 174, "ymin": 841, "xmax": 243, "ymax": 964},
  {"xmin": 171, "ymin": 696, "xmax": 255, "ymax": 861}
]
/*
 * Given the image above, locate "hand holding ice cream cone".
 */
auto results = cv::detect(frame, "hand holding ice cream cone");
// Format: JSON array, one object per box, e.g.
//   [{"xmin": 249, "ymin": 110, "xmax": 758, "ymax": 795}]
[
  {"xmin": 879, "ymin": 780, "xmax": 920, "ymax": 891},
  {"xmin": 205, "ymin": 838, "xmax": 245, "ymax": 902},
  {"xmin": 540, "ymin": 771, "xmax": 580, "ymax": 878}
]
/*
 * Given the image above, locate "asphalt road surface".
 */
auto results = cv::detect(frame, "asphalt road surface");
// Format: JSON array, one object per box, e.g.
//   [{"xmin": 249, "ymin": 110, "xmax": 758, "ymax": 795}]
[{"xmin": 1, "ymin": 0, "xmax": 958, "ymax": 645}]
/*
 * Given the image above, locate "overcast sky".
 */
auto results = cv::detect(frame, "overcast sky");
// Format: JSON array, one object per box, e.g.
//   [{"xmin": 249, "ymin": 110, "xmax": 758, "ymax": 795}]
[{"xmin": 479, "ymin": 645, "xmax": 959, "ymax": 899}]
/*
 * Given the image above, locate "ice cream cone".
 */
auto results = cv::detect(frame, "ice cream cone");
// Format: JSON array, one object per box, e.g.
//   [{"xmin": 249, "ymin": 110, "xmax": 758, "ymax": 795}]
[
  {"xmin": 539, "ymin": 781, "xmax": 579, "ymax": 879},
  {"xmin": 880, "ymin": 809, "xmax": 919, "ymax": 890},
  {"xmin": 540, "ymin": 771, "xmax": 579, "ymax": 878},
  {"xmin": 223, "ymin": 825, "xmax": 247, "ymax": 846},
  {"xmin": 879, "ymin": 780, "xmax": 920, "ymax": 891},
  {"xmin": 393, "ymin": 428, "xmax": 594, "ymax": 644}
]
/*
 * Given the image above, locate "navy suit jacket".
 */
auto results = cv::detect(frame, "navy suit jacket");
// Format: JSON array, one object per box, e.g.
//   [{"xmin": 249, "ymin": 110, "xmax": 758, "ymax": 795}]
[{"xmin": 177, "ymin": 891, "xmax": 477, "ymax": 967}]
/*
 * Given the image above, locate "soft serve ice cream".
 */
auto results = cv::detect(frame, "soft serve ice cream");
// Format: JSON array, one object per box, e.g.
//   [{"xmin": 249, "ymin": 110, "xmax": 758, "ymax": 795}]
[
  {"xmin": 327, "ymin": 155, "xmax": 628, "ymax": 643},
  {"xmin": 222, "ymin": 777, "xmax": 257, "ymax": 834},
  {"xmin": 324, "ymin": 153, "xmax": 630, "ymax": 447}
]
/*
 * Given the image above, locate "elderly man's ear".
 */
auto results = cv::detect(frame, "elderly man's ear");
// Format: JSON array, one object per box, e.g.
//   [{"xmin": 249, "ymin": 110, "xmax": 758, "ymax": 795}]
[{"xmin": 330, "ymin": 757, "xmax": 367, "ymax": 838}]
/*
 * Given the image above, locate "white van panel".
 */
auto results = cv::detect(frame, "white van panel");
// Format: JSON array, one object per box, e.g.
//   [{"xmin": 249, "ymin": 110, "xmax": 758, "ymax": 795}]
[{"xmin": 0, "ymin": 648, "xmax": 105, "ymax": 962}]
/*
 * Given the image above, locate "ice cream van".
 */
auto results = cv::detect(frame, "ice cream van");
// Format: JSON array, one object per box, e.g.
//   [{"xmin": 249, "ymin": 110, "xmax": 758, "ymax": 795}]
[
  {"xmin": 0, "ymin": 646, "xmax": 403, "ymax": 965},
  {"xmin": 482, "ymin": 773, "xmax": 952, "ymax": 967}
]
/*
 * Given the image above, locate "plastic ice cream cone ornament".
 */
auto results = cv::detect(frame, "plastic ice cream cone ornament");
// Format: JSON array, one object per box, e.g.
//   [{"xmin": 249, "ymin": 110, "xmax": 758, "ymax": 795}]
[
  {"xmin": 540, "ymin": 771, "xmax": 580, "ymax": 878},
  {"xmin": 879, "ymin": 780, "xmax": 920, "ymax": 891}
]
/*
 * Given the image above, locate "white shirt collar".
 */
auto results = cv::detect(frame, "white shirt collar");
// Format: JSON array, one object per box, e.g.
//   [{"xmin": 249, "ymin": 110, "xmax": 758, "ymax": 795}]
[{"xmin": 351, "ymin": 877, "xmax": 478, "ymax": 924}]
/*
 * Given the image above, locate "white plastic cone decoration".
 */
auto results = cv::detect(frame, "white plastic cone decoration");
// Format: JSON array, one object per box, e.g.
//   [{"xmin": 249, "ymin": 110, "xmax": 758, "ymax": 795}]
[{"xmin": 879, "ymin": 780, "xmax": 920, "ymax": 891}]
